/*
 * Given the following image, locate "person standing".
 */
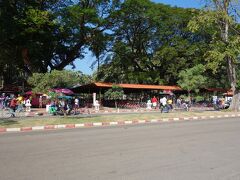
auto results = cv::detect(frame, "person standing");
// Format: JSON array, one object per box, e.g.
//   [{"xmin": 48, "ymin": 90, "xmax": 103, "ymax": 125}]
[
  {"xmin": 4, "ymin": 95, "xmax": 10, "ymax": 108},
  {"xmin": 25, "ymin": 98, "xmax": 32, "ymax": 112},
  {"xmin": 176, "ymin": 98, "xmax": 181, "ymax": 108},
  {"xmin": 10, "ymin": 96, "xmax": 17, "ymax": 117},
  {"xmin": 39, "ymin": 96, "xmax": 43, "ymax": 108},
  {"xmin": 16, "ymin": 94, "xmax": 24, "ymax": 112},
  {"xmin": 151, "ymin": 96, "xmax": 158, "ymax": 109},
  {"xmin": 167, "ymin": 98, "xmax": 173, "ymax": 110},
  {"xmin": 146, "ymin": 99, "xmax": 152, "ymax": 110},
  {"xmin": 74, "ymin": 97, "xmax": 79, "ymax": 115},
  {"xmin": 0, "ymin": 93, "xmax": 5, "ymax": 109}
]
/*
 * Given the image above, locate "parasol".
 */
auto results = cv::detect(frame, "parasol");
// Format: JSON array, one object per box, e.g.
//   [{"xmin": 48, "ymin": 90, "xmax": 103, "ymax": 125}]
[{"xmin": 53, "ymin": 88, "xmax": 74, "ymax": 95}]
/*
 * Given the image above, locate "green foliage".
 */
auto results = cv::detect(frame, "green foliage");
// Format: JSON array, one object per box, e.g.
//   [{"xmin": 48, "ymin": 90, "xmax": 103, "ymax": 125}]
[
  {"xmin": 0, "ymin": 0, "xmax": 62, "ymax": 81},
  {"xmin": 18, "ymin": 7, "xmax": 55, "ymax": 33},
  {"xmin": 104, "ymin": 85, "xmax": 124, "ymax": 100},
  {"xmin": 96, "ymin": 1, "xmax": 210, "ymax": 85},
  {"xmin": 188, "ymin": 0, "xmax": 240, "ymax": 74},
  {"xmin": 1, "ymin": 0, "xmax": 239, "ymax": 90},
  {"xmin": 194, "ymin": 95, "xmax": 205, "ymax": 102},
  {"xmin": 0, "ymin": 0, "xmax": 119, "ymax": 84},
  {"xmin": 27, "ymin": 70, "xmax": 92, "ymax": 93},
  {"xmin": 48, "ymin": 91, "xmax": 58, "ymax": 100},
  {"xmin": 188, "ymin": 10, "xmax": 219, "ymax": 34},
  {"xmin": 104, "ymin": 85, "xmax": 124, "ymax": 108},
  {"xmin": 177, "ymin": 64, "xmax": 207, "ymax": 93},
  {"xmin": 187, "ymin": 0, "xmax": 240, "ymax": 111}
]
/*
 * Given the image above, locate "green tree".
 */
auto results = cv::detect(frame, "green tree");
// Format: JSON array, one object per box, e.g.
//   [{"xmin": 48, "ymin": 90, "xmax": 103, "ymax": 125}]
[
  {"xmin": 0, "ymin": 0, "xmax": 119, "ymax": 84},
  {"xmin": 0, "ymin": 0, "xmax": 63, "ymax": 72},
  {"xmin": 188, "ymin": 0, "xmax": 240, "ymax": 111},
  {"xmin": 27, "ymin": 70, "xmax": 92, "ymax": 93},
  {"xmin": 177, "ymin": 64, "xmax": 207, "ymax": 102},
  {"xmin": 96, "ymin": 0, "xmax": 209, "ymax": 85},
  {"xmin": 96, "ymin": 0, "xmax": 161, "ymax": 83},
  {"xmin": 104, "ymin": 85, "xmax": 124, "ymax": 108}
]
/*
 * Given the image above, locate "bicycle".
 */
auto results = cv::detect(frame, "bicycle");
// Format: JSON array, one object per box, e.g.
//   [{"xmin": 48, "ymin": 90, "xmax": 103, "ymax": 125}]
[
  {"xmin": 15, "ymin": 106, "xmax": 25, "ymax": 117},
  {"xmin": 0, "ymin": 108, "xmax": 15, "ymax": 119}
]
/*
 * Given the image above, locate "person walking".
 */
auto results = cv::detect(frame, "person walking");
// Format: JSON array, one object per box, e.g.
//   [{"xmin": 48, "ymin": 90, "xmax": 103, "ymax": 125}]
[
  {"xmin": 167, "ymin": 98, "xmax": 173, "ymax": 110},
  {"xmin": 16, "ymin": 94, "xmax": 24, "ymax": 112},
  {"xmin": 9, "ymin": 96, "xmax": 17, "ymax": 117},
  {"xmin": 160, "ymin": 96, "xmax": 168, "ymax": 113}
]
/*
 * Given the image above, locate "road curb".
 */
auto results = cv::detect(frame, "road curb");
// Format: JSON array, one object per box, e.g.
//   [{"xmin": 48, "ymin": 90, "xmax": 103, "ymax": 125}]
[{"xmin": 1, "ymin": 113, "xmax": 240, "ymax": 133}]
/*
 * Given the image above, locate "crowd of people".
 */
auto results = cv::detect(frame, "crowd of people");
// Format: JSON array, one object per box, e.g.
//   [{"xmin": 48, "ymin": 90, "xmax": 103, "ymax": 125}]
[
  {"xmin": 1, "ymin": 91, "xmax": 229, "ymax": 117},
  {"xmin": 0, "ymin": 93, "xmax": 32, "ymax": 117},
  {"xmin": 213, "ymin": 96, "xmax": 230, "ymax": 110},
  {"xmin": 0, "ymin": 91, "xmax": 86, "ymax": 117},
  {"xmin": 48, "ymin": 97, "xmax": 81, "ymax": 115},
  {"xmin": 146, "ymin": 96, "xmax": 190, "ymax": 112}
]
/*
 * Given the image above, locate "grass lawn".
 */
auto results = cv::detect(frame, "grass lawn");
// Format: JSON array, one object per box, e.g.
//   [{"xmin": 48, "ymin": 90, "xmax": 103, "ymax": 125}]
[{"xmin": 0, "ymin": 110, "xmax": 237, "ymax": 128}]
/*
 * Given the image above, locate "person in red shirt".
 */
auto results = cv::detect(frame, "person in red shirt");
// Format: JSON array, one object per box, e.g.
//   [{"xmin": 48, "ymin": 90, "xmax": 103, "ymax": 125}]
[
  {"xmin": 9, "ymin": 96, "xmax": 17, "ymax": 117},
  {"xmin": 151, "ymin": 96, "xmax": 158, "ymax": 109},
  {"xmin": 10, "ymin": 97, "xmax": 17, "ymax": 108}
]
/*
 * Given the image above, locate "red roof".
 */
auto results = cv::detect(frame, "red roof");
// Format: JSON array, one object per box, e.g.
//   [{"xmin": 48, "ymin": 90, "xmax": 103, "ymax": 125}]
[
  {"xmin": 88, "ymin": 82, "xmax": 182, "ymax": 91},
  {"xmin": 205, "ymin": 88, "xmax": 228, "ymax": 92},
  {"xmin": 224, "ymin": 91, "xmax": 233, "ymax": 96},
  {"xmin": 73, "ymin": 82, "xmax": 230, "ymax": 94}
]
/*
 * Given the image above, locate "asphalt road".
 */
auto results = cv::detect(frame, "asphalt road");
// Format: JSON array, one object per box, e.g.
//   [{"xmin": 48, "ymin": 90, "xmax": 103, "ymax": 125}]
[{"xmin": 0, "ymin": 118, "xmax": 240, "ymax": 180}]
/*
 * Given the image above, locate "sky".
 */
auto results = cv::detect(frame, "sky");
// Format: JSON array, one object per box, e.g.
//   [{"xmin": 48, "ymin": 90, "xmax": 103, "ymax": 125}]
[
  {"xmin": 153, "ymin": 0, "xmax": 203, "ymax": 8},
  {"xmin": 67, "ymin": 0, "xmax": 204, "ymax": 75}
]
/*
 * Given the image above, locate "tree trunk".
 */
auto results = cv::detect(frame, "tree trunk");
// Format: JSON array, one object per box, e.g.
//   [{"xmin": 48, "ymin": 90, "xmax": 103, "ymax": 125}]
[
  {"xmin": 228, "ymin": 57, "xmax": 239, "ymax": 111},
  {"xmin": 188, "ymin": 90, "xmax": 191, "ymax": 104},
  {"xmin": 221, "ymin": 1, "xmax": 239, "ymax": 111}
]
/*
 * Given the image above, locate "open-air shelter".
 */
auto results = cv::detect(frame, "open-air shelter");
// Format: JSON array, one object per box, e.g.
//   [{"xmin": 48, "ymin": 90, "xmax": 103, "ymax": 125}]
[
  {"xmin": 72, "ymin": 82, "xmax": 183, "ymax": 108},
  {"xmin": 72, "ymin": 82, "xmax": 230, "ymax": 108}
]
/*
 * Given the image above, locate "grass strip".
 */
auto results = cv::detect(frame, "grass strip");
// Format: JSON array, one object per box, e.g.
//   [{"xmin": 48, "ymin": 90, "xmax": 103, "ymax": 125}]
[{"xmin": 0, "ymin": 110, "xmax": 237, "ymax": 128}]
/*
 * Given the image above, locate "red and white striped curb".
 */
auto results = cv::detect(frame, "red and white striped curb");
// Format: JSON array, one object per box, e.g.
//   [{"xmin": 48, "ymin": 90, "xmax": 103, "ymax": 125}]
[{"xmin": 0, "ymin": 114, "xmax": 240, "ymax": 133}]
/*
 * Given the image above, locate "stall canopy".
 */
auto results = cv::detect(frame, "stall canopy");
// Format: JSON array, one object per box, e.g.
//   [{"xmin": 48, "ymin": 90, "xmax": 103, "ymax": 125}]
[
  {"xmin": 72, "ymin": 82, "xmax": 182, "ymax": 94},
  {"xmin": 53, "ymin": 88, "xmax": 74, "ymax": 95}
]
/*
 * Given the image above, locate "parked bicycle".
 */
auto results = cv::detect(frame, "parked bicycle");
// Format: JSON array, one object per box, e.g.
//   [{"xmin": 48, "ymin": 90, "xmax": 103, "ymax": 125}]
[
  {"xmin": 0, "ymin": 108, "xmax": 13, "ymax": 119},
  {"xmin": 0, "ymin": 107, "xmax": 25, "ymax": 119}
]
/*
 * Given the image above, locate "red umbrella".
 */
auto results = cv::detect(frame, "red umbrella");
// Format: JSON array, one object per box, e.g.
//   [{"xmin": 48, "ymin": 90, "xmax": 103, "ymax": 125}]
[
  {"xmin": 25, "ymin": 91, "xmax": 33, "ymax": 95},
  {"xmin": 53, "ymin": 88, "xmax": 74, "ymax": 95},
  {"xmin": 25, "ymin": 91, "xmax": 43, "ymax": 95}
]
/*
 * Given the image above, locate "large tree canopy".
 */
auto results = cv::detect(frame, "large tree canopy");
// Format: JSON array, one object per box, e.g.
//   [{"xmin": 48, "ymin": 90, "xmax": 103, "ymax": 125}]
[
  {"xmin": 0, "ymin": 0, "xmax": 118, "ymax": 83},
  {"xmin": 95, "ymin": 0, "xmax": 213, "ymax": 85}
]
